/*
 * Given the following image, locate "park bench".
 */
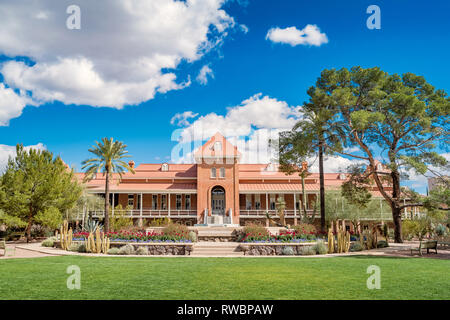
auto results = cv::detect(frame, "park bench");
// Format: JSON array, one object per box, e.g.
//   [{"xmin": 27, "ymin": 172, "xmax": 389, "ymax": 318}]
[
  {"xmin": 410, "ymin": 240, "xmax": 438, "ymax": 256},
  {"xmin": 0, "ymin": 238, "xmax": 16, "ymax": 257}
]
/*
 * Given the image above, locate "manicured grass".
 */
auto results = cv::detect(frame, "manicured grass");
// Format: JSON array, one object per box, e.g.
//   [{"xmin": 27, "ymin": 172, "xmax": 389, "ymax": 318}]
[{"xmin": 0, "ymin": 256, "xmax": 448, "ymax": 300}]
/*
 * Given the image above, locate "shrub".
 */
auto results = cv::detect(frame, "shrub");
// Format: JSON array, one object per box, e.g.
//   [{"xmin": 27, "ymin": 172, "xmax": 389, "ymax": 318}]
[
  {"xmin": 118, "ymin": 244, "xmax": 135, "ymax": 255},
  {"xmin": 77, "ymin": 243, "xmax": 87, "ymax": 253},
  {"xmin": 69, "ymin": 243, "xmax": 80, "ymax": 252},
  {"xmin": 435, "ymin": 224, "xmax": 447, "ymax": 237},
  {"xmin": 350, "ymin": 242, "xmax": 363, "ymax": 252},
  {"xmin": 300, "ymin": 246, "xmax": 316, "ymax": 255},
  {"xmin": 163, "ymin": 223, "xmax": 189, "ymax": 239},
  {"xmin": 188, "ymin": 231, "xmax": 197, "ymax": 242},
  {"xmin": 110, "ymin": 205, "xmax": 134, "ymax": 232},
  {"xmin": 292, "ymin": 223, "xmax": 317, "ymax": 236},
  {"xmin": 377, "ymin": 240, "xmax": 389, "ymax": 248},
  {"xmin": 312, "ymin": 240, "xmax": 328, "ymax": 254},
  {"xmin": 149, "ymin": 217, "xmax": 171, "ymax": 227},
  {"xmin": 282, "ymin": 246, "xmax": 295, "ymax": 255},
  {"xmin": 240, "ymin": 223, "xmax": 270, "ymax": 242},
  {"xmin": 135, "ymin": 246, "xmax": 149, "ymax": 255},
  {"xmin": 107, "ymin": 247, "xmax": 120, "ymax": 255},
  {"xmin": 41, "ymin": 237, "xmax": 56, "ymax": 247}
]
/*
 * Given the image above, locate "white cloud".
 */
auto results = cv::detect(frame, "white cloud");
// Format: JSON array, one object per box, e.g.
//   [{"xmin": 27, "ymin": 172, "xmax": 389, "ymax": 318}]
[
  {"xmin": 172, "ymin": 93, "xmax": 301, "ymax": 163},
  {"xmin": 0, "ymin": 0, "xmax": 237, "ymax": 121},
  {"xmin": 170, "ymin": 111, "xmax": 199, "ymax": 126},
  {"xmin": 308, "ymin": 155, "xmax": 367, "ymax": 173},
  {"xmin": 0, "ymin": 84, "xmax": 36, "ymax": 126},
  {"xmin": 196, "ymin": 65, "xmax": 214, "ymax": 85},
  {"xmin": 0, "ymin": 143, "xmax": 46, "ymax": 171},
  {"xmin": 266, "ymin": 24, "xmax": 328, "ymax": 47}
]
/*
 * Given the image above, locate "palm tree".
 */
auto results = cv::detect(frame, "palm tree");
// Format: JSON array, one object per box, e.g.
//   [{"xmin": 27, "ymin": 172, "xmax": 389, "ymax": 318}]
[{"xmin": 82, "ymin": 138, "xmax": 135, "ymax": 232}]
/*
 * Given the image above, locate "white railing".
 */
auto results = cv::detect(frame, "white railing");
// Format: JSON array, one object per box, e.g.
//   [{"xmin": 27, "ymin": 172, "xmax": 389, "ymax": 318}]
[
  {"xmin": 239, "ymin": 209, "xmax": 314, "ymax": 218},
  {"xmin": 76, "ymin": 209, "xmax": 197, "ymax": 220}
]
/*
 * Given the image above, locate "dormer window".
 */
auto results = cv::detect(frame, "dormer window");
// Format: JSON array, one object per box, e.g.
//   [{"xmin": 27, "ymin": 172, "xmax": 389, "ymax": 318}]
[
  {"xmin": 339, "ymin": 173, "xmax": 346, "ymax": 180},
  {"xmin": 161, "ymin": 163, "xmax": 169, "ymax": 171},
  {"xmin": 213, "ymin": 141, "xmax": 222, "ymax": 151},
  {"xmin": 377, "ymin": 163, "xmax": 382, "ymax": 171},
  {"xmin": 266, "ymin": 163, "xmax": 275, "ymax": 171}
]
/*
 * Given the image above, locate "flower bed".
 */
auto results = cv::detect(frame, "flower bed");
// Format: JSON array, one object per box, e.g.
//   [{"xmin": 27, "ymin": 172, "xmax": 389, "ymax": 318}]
[{"xmin": 72, "ymin": 230, "xmax": 192, "ymax": 243}]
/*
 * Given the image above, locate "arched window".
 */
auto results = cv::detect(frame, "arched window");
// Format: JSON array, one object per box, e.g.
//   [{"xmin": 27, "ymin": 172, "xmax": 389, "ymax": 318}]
[
  {"xmin": 161, "ymin": 163, "xmax": 169, "ymax": 171},
  {"xmin": 211, "ymin": 167, "xmax": 217, "ymax": 178}
]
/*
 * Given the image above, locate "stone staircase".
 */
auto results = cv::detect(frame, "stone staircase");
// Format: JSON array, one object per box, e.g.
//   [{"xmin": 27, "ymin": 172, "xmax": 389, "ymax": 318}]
[
  {"xmin": 190, "ymin": 241, "xmax": 244, "ymax": 257},
  {"xmin": 193, "ymin": 226, "xmax": 242, "ymax": 242}
]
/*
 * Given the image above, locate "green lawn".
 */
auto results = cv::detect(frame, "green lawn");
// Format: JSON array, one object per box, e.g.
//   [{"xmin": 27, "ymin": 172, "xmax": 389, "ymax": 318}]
[{"xmin": 0, "ymin": 256, "xmax": 449, "ymax": 300}]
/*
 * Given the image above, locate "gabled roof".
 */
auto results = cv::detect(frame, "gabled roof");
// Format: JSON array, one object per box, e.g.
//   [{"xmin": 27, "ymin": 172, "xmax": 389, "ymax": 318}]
[{"xmin": 194, "ymin": 132, "xmax": 241, "ymax": 162}]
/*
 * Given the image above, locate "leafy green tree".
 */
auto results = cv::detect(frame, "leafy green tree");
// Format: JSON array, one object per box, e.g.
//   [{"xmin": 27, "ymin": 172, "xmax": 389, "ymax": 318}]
[
  {"xmin": 278, "ymin": 104, "xmax": 343, "ymax": 232},
  {"xmin": 82, "ymin": 138, "xmax": 135, "ymax": 232},
  {"xmin": 0, "ymin": 145, "xmax": 82, "ymax": 241},
  {"xmin": 307, "ymin": 66, "xmax": 449, "ymax": 242},
  {"xmin": 325, "ymin": 191, "xmax": 391, "ymax": 233}
]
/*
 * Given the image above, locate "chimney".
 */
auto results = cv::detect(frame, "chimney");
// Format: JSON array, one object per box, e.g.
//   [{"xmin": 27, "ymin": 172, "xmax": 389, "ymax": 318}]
[{"xmin": 128, "ymin": 160, "xmax": 135, "ymax": 169}]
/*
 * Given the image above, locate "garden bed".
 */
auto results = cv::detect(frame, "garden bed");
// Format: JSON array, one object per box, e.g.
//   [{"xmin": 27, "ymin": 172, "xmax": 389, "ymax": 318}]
[
  {"xmin": 54, "ymin": 241, "xmax": 193, "ymax": 255},
  {"xmin": 239, "ymin": 242, "xmax": 318, "ymax": 256}
]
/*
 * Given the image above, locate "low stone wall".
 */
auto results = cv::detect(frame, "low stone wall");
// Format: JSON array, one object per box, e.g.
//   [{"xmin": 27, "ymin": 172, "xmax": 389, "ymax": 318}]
[
  {"xmin": 239, "ymin": 242, "xmax": 316, "ymax": 256},
  {"xmin": 55, "ymin": 241, "xmax": 193, "ymax": 255},
  {"xmin": 109, "ymin": 242, "xmax": 193, "ymax": 255}
]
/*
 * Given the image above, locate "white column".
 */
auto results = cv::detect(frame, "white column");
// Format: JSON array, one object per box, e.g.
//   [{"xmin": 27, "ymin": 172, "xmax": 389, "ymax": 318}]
[
  {"xmin": 168, "ymin": 193, "xmax": 171, "ymax": 217},
  {"xmin": 293, "ymin": 193, "xmax": 297, "ymax": 217},
  {"xmin": 112, "ymin": 193, "xmax": 115, "ymax": 216},
  {"xmin": 140, "ymin": 193, "xmax": 143, "ymax": 217}
]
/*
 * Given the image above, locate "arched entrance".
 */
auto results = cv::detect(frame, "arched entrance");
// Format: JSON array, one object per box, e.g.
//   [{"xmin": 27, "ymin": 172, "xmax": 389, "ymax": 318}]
[{"xmin": 211, "ymin": 186, "xmax": 225, "ymax": 216}]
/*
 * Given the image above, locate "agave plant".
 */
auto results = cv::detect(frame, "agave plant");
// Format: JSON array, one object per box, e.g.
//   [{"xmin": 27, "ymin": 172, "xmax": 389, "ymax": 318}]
[{"xmin": 82, "ymin": 219, "xmax": 103, "ymax": 233}]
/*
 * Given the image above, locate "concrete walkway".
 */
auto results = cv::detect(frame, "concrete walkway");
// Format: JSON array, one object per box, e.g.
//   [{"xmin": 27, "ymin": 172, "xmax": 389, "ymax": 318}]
[{"xmin": 2, "ymin": 241, "xmax": 448, "ymax": 259}]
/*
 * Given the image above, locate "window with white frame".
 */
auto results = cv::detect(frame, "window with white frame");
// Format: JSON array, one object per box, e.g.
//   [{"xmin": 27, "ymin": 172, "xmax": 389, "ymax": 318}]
[
  {"xmin": 185, "ymin": 194, "xmax": 191, "ymax": 210},
  {"xmin": 161, "ymin": 194, "xmax": 167, "ymax": 210},
  {"xmin": 270, "ymin": 195, "xmax": 276, "ymax": 210},
  {"xmin": 295, "ymin": 195, "xmax": 300, "ymax": 210},
  {"xmin": 176, "ymin": 194, "xmax": 182, "ymax": 210},
  {"xmin": 161, "ymin": 163, "xmax": 169, "ymax": 171},
  {"xmin": 152, "ymin": 195, "xmax": 158, "ymax": 210},
  {"xmin": 255, "ymin": 194, "xmax": 261, "ymax": 210},
  {"xmin": 219, "ymin": 167, "xmax": 225, "ymax": 178},
  {"xmin": 128, "ymin": 194, "xmax": 134, "ymax": 207},
  {"xmin": 214, "ymin": 141, "xmax": 222, "ymax": 151},
  {"xmin": 245, "ymin": 194, "xmax": 252, "ymax": 210},
  {"xmin": 211, "ymin": 167, "xmax": 216, "ymax": 178}
]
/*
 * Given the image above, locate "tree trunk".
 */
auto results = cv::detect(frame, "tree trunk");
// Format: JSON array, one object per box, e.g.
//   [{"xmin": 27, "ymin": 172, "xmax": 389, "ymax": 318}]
[
  {"xmin": 318, "ymin": 141, "xmax": 326, "ymax": 232},
  {"xmin": 26, "ymin": 207, "xmax": 33, "ymax": 243},
  {"xmin": 391, "ymin": 170, "xmax": 403, "ymax": 243},
  {"xmin": 26, "ymin": 218, "xmax": 32, "ymax": 243},
  {"xmin": 104, "ymin": 167, "xmax": 110, "ymax": 233},
  {"xmin": 393, "ymin": 206, "xmax": 403, "ymax": 243}
]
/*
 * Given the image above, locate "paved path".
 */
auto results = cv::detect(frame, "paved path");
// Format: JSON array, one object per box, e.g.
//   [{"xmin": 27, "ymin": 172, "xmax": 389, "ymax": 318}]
[{"xmin": 2, "ymin": 241, "xmax": 448, "ymax": 259}]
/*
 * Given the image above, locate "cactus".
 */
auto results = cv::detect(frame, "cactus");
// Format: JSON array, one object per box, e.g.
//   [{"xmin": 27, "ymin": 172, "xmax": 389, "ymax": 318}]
[
  {"xmin": 60, "ymin": 220, "xmax": 73, "ymax": 251},
  {"xmin": 84, "ymin": 231, "xmax": 110, "ymax": 254},
  {"xmin": 327, "ymin": 228, "xmax": 334, "ymax": 253},
  {"xmin": 336, "ymin": 227, "xmax": 350, "ymax": 253}
]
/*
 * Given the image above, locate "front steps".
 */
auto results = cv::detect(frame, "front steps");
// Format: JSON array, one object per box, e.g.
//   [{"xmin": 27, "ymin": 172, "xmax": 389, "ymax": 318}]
[
  {"xmin": 190, "ymin": 241, "xmax": 244, "ymax": 257},
  {"xmin": 191, "ymin": 226, "xmax": 243, "ymax": 242}
]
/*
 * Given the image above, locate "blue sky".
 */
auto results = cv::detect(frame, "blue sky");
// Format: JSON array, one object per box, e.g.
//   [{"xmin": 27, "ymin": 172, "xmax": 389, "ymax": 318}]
[{"xmin": 0, "ymin": 0, "xmax": 449, "ymax": 194}]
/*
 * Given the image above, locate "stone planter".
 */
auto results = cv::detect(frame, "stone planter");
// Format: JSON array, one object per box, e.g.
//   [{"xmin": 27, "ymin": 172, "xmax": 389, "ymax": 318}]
[
  {"xmin": 239, "ymin": 242, "xmax": 316, "ymax": 256},
  {"xmin": 55, "ymin": 240, "xmax": 193, "ymax": 255}
]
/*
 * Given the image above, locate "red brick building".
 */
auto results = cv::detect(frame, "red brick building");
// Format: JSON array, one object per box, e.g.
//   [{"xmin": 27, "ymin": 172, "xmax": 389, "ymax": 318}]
[{"xmin": 76, "ymin": 132, "xmax": 405, "ymax": 226}]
